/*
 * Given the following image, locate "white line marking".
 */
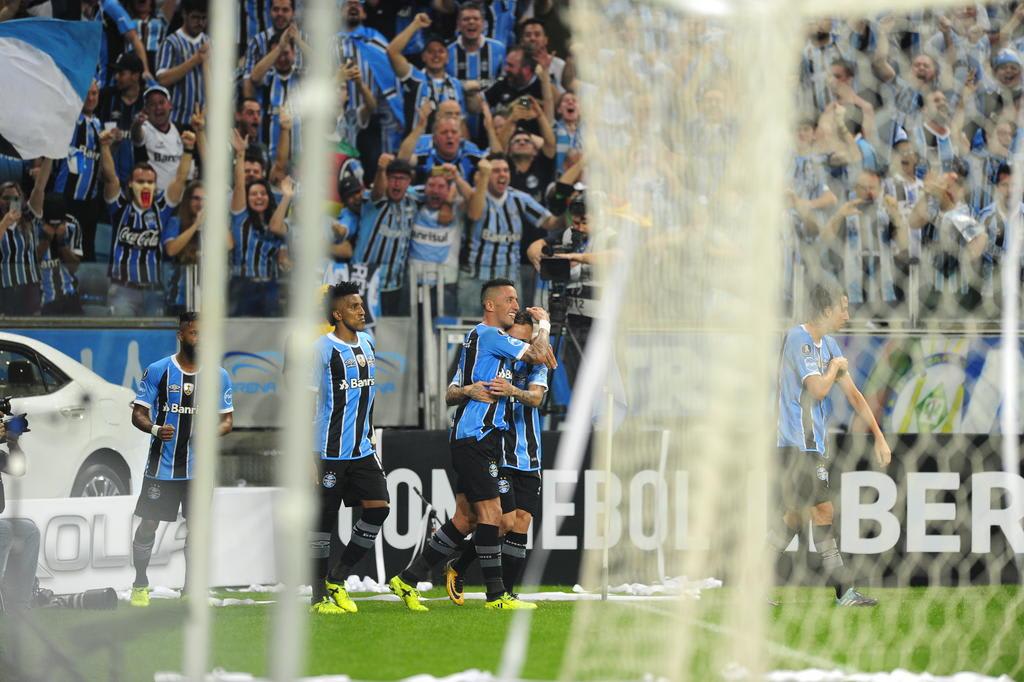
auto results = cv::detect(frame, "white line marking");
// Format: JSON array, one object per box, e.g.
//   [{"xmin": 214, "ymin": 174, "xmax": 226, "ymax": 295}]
[{"xmin": 628, "ymin": 601, "xmax": 854, "ymax": 673}]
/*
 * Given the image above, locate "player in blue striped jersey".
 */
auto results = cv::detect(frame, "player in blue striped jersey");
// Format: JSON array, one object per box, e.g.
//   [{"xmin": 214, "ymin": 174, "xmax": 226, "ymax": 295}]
[
  {"xmin": 155, "ymin": 0, "xmax": 208, "ymax": 129},
  {"xmin": 352, "ymin": 155, "xmax": 419, "ymax": 313},
  {"xmin": 308, "ymin": 282, "xmax": 389, "ymax": 615},
  {"xmin": 98, "ymin": 126, "xmax": 193, "ymax": 316},
  {"xmin": 128, "ymin": 312, "xmax": 233, "ymax": 607},
  {"xmin": 460, "ymin": 153, "xmax": 557, "ymax": 316},
  {"xmin": 774, "ymin": 284, "xmax": 890, "ymax": 607},
  {"xmin": 444, "ymin": 310, "xmax": 548, "ymax": 604},
  {"xmin": 388, "ymin": 14, "xmax": 469, "ymax": 136},
  {"xmin": 389, "ymin": 278, "xmax": 552, "ymax": 611}
]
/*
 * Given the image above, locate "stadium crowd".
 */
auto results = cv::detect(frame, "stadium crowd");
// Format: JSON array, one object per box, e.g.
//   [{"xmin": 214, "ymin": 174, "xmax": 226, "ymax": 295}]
[
  {"xmin": 786, "ymin": 7, "xmax": 1024, "ymax": 321},
  {"xmin": 4, "ymin": 3, "xmax": 1024, "ymax": 324},
  {"xmin": 0, "ymin": 0, "xmax": 587, "ymax": 320}
]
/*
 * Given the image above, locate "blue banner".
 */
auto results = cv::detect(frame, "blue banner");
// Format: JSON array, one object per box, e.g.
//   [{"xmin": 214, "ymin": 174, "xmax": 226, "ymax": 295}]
[{"xmin": 12, "ymin": 328, "xmax": 177, "ymax": 394}]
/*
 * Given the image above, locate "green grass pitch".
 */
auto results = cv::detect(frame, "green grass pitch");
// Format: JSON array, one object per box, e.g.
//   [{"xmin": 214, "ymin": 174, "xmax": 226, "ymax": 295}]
[{"xmin": 2, "ymin": 586, "xmax": 1021, "ymax": 681}]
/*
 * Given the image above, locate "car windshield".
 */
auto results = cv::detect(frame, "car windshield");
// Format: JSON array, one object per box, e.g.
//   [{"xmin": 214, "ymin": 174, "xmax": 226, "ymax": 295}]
[{"xmin": 0, "ymin": 347, "xmax": 48, "ymax": 398}]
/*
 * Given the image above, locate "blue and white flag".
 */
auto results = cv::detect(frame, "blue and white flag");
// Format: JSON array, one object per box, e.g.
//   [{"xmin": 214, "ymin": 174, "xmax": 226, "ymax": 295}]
[{"xmin": 0, "ymin": 19, "xmax": 101, "ymax": 159}]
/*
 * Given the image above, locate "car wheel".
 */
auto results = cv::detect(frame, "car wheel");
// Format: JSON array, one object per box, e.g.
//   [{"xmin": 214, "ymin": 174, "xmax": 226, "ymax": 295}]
[{"xmin": 72, "ymin": 462, "xmax": 129, "ymax": 497}]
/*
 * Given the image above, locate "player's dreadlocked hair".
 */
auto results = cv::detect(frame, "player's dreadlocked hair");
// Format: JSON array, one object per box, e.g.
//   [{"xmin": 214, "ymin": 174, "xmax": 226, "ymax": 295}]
[
  {"xmin": 807, "ymin": 282, "xmax": 845, "ymax": 321},
  {"xmin": 326, "ymin": 282, "xmax": 361, "ymax": 324}
]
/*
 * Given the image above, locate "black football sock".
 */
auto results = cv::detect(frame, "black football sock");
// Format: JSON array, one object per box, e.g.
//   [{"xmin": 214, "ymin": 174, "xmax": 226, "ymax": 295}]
[
  {"xmin": 474, "ymin": 524, "xmax": 505, "ymax": 601},
  {"xmin": 310, "ymin": 532, "xmax": 331, "ymax": 603},
  {"xmin": 768, "ymin": 519, "xmax": 801, "ymax": 582},
  {"xmin": 401, "ymin": 519, "xmax": 465, "ymax": 584},
  {"xmin": 132, "ymin": 523, "xmax": 157, "ymax": 588},
  {"xmin": 330, "ymin": 506, "xmax": 390, "ymax": 583},
  {"xmin": 452, "ymin": 541, "xmax": 477, "ymax": 574},
  {"xmin": 501, "ymin": 532, "xmax": 528, "ymax": 595},
  {"xmin": 812, "ymin": 524, "xmax": 845, "ymax": 599}
]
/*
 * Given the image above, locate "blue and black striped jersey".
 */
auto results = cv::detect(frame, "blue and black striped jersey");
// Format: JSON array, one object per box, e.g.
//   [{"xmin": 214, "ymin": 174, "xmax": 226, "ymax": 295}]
[
  {"xmin": 156, "ymin": 29, "xmax": 208, "ymax": 127},
  {"xmin": 450, "ymin": 323, "xmax": 528, "ymax": 442},
  {"xmin": 503, "ymin": 360, "xmax": 547, "ymax": 471},
  {"xmin": 352, "ymin": 191, "xmax": 418, "ymax": 292},
  {"xmin": 230, "ymin": 209, "xmax": 286, "ymax": 281},
  {"xmin": 53, "ymin": 114, "xmax": 102, "ymax": 201},
  {"xmin": 243, "ymin": 27, "xmax": 307, "ymax": 80},
  {"xmin": 95, "ymin": 0, "xmax": 135, "ymax": 87},
  {"xmin": 0, "ymin": 222, "xmax": 40, "ymax": 288},
  {"xmin": 134, "ymin": 355, "xmax": 234, "ymax": 481},
  {"xmin": 254, "ymin": 68, "xmax": 302, "ymax": 161},
  {"xmin": 446, "ymin": 37, "xmax": 506, "ymax": 89},
  {"xmin": 312, "ymin": 332, "xmax": 377, "ymax": 461},
  {"xmin": 413, "ymin": 134, "xmax": 485, "ymax": 180},
  {"xmin": 237, "ymin": 0, "xmax": 273, "ymax": 51},
  {"xmin": 37, "ymin": 215, "xmax": 83, "ymax": 305},
  {"xmin": 106, "ymin": 190, "xmax": 178, "ymax": 286},
  {"xmin": 484, "ymin": 0, "xmax": 519, "ymax": 48},
  {"xmin": 399, "ymin": 67, "xmax": 466, "ymax": 133},
  {"xmin": 98, "ymin": 86, "xmax": 143, "ymax": 184},
  {"xmin": 466, "ymin": 188, "xmax": 551, "ymax": 281}
]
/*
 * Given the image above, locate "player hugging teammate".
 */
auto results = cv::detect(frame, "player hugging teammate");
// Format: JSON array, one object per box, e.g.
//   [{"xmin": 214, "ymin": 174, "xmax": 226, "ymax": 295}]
[{"xmin": 388, "ymin": 278, "xmax": 555, "ymax": 611}]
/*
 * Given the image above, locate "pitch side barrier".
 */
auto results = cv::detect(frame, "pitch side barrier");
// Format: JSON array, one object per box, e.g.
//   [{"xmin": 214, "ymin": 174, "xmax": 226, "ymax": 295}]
[
  {"xmin": 5, "ymin": 318, "xmax": 1023, "ymax": 432},
  {"xmin": 7, "ymin": 430, "xmax": 1020, "ymax": 592},
  {"xmin": 358, "ymin": 430, "xmax": 1023, "ymax": 587}
]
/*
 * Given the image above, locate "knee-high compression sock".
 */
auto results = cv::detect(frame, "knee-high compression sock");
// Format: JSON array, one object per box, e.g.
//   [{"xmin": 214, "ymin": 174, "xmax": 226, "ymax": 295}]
[
  {"xmin": 768, "ymin": 519, "xmax": 801, "ymax": 581},
  {"xmin": 812, "ymin": 524, "xmax": 845, "ymax": 599},
  {"xmin": 401, "ymin": 519, "xmax": 465, "ymax": 584},
  {"xmin": 310, "ymin": 532, "xmax": 331, "ymax": 603},
  {"xmin": 452, "ymin": 540, "xmax": 477, "ymax": 574},
  {"xmin": 132, "ymin": 523, "xmax": 157, "ymax": 588},
  {"xmin": 330, "ymin": 507, "xmax": 390, "ymax": 582},
  {"xmin": 501, "ymin": 532, "xmax": 528, "ymax": 595},
  {"xmin": 474, "ymin": 524, "xmax": 505, "ymax": 601}
]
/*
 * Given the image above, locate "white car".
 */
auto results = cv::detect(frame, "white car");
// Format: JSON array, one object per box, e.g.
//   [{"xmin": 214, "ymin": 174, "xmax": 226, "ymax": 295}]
[{"xmin": 0, "ymin": 332, "xmax": 148, "ymax": 498}]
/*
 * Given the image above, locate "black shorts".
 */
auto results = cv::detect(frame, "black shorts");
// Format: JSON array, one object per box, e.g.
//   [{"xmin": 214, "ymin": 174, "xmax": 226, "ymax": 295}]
[
  {"xmin": 135, "ymin": 477, "xmax": 190, "ymax": 522},
  {"xmin": 777, "ymin": 446, "xmax": 832, "ymax": 510},
  {"xmin": 317, "ymin": 454, "xmax": 389, "ymax": 508},
  {"xmin": 499, "ymin": 468, "xmax": 542, "ymax": 516},
  {"xmin": 451, "ymin": 430, "xmax": 504, "ymax": 503}
]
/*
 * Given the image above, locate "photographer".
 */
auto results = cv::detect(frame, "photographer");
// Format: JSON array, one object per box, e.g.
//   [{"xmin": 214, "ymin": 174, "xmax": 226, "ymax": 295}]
[
  {"xmin": 0, "ymin": 415, "xmax": 40, "ymax": 613},
  {"xmin": 526, "ymin": 186, "xmax": 594, "ymax": 394}
]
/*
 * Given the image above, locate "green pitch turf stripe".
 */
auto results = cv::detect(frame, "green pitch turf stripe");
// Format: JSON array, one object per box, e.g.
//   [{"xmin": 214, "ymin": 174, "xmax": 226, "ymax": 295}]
[{"xmin": 631, "ymin": 601, "xmax": 855, "ymax": 674}]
